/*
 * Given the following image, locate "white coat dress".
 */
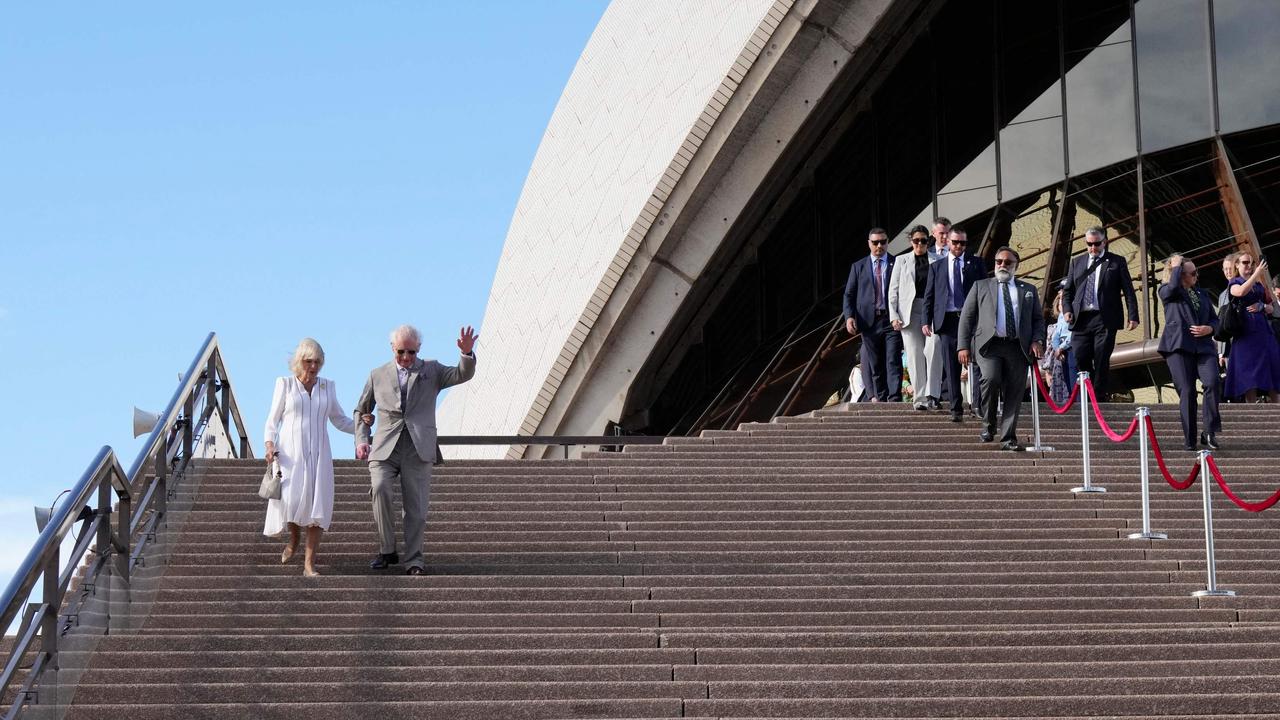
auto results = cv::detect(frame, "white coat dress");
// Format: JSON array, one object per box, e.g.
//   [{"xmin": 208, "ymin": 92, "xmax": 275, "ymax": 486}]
[{"xmin": 263, "ymin": 376, "xmax": 355, "ymax": 536}]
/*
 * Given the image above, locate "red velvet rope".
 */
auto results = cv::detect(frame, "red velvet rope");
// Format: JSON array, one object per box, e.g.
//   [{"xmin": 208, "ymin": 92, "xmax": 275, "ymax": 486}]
[
  {"xmin": 1144, "ymin": 415, "xmax": 1198, "ymax": 490},
  {"xmin": 1207, "ymin": 455, "xmax": 1280, "ymax": 512},
  {"xmin": 1031, "ymin": 365, "xmax": 1080, "ymax": 414},
  {"xmin": 1083, "ymin": 379, "xmax": 1139, "ymax": 442}
]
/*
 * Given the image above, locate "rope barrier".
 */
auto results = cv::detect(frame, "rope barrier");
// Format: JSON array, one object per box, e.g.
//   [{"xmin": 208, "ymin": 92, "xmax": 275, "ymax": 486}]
[
  {"xmin": 1207, "ymin": 455, "xmax": 1280, "ymax": 512},
  {"xmin": 1031, "ymin": 365, "xmax": 1079, "ymax": 414},
  {"xmin": 1083, "ymin": 379, "xmax": 1139, "ymax": 442},
  {"xmin": 1143, "ymin": 415, "xmax": 1198, "ymax": 490}
]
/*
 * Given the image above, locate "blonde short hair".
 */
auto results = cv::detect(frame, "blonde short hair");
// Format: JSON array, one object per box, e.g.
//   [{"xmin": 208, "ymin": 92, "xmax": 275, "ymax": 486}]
[{"xmin": 289, "ymin": 338, "xmax": 325, "ymax": 377}]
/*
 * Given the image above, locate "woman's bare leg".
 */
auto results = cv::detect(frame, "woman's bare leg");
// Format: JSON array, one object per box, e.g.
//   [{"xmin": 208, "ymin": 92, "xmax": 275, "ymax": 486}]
[
  {"xmin": 303, "ymin": 526, "xmax": 322, "ymax": 577},
  {"xmin": 281, "ymin": 523, "xmax": 300, "ymax": 563}
]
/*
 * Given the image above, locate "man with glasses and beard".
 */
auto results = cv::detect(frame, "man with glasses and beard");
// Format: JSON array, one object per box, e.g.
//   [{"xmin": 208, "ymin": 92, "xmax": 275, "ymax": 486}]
[
  {"xmin": 356, "ymin": 324, "xmax": 477, "ymax": 575},
  {"xmin": 844, "ymin": 227, "xmax": 904, "ymax": 402},
  {"xmin": 1061, "ymin": 227, "xmax": 1139, "ymax": 400},
  {"xmin": 923, "ymin": 227, "xmax": 987, "ymax": 421},
  {"xmin": 959, "ymin": 247, "xmax": 1046, "ymax": 451}
]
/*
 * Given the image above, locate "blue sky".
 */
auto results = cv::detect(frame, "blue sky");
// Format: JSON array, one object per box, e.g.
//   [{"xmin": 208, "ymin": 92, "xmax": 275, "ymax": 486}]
[{"xmin": 0, "ymin": 1, "xmax": 610, "ymax": 618}]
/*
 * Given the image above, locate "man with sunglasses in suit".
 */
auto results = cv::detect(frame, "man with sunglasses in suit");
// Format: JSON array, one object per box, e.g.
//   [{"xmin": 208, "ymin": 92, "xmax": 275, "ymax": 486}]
[
  {"xmin": 1061, "ymin": 227, "xmax": 1139, "ymax": 400},
  {"xmin": 923, "ymin": 227, "xmax": 988, "ymax": 422},
  {"xmin": 356, "ymin": 324, "xmax": 477, "ymax": 575},
  {"xmin": 844, "ymin": 227, "xmax": 904, "ymax": 402},
  {"xmin": 959, "ymin": 247, "xmax": 1045, "ymax": 451}
]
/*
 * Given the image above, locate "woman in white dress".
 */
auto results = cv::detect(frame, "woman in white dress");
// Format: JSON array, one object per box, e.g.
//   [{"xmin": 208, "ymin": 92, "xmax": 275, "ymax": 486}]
[{"xmin": 263, "ymin": 338, "xmax": 355, "ymax": 576}]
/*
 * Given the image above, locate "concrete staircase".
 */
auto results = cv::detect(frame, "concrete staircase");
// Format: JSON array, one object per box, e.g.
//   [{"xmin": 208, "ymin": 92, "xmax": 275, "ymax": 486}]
[{"xmin": 53, "ymin": 402, "xmax": 1280, "ymax": 718}]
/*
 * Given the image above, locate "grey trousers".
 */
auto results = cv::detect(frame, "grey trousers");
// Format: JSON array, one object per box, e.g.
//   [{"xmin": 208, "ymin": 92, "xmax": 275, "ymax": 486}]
[
  {"xmin": 976, "ymin": 338, "xmax": 1029, "ymax": 444},
  {"xmin": 369, "ymin": 430, "xmax": 431, "ymax": 570}
]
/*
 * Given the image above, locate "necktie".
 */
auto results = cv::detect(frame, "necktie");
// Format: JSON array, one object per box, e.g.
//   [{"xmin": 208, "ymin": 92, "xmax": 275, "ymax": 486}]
[
  {"xmin": 1001, "ymin": 281, "xmax": 1015, "ymax": 337},
  {"xmin": 874, "ymin": 259, "xmax": 884, "ymax": 309},
  {"xmin": 399, "ymin": 368, "xmax": 408, "ymax": 408},
  {"xmin": 951, "ymin": 257, "xmax": 964, "ymax": 309},
  {"xmin": 1082, "ymin": 257, "xmax": 1100, "ymax": 309}
]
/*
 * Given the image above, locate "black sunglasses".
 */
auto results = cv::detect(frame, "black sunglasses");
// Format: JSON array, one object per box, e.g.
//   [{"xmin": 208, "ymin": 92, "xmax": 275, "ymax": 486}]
[
  {"xmin": 909, "ymin": 237, "xmax": 928, "ymax": 244},
  {"xmin": 395, "ymin": 349, "xmax": 418, "ymax": 356},
  {"xmin": 1085, "ymin": 241, "xmax": 1104, "ymax": 247},
  {"xmin": 994, "ymin": 258, "xmax": 1017, "ymax": 266},
  {"xmin": 869, "ymin": 239, "xmax": 887, "ymax": 246},
  {"xmin": 950, "ymin": 240, "xmax": 968, "ymax": 246}
]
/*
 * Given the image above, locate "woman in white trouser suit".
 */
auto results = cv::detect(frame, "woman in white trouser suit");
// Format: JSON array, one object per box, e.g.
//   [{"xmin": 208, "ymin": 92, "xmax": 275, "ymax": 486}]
[{"xmin": 263, "ymin": 338, "xmax": 355, "ymax": 576}]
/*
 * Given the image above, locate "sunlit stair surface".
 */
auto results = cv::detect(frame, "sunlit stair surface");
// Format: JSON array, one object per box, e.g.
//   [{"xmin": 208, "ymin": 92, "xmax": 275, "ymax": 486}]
[{"xmin": 48, "ymin": 402, "xmax": 1280, "ymax": 719}]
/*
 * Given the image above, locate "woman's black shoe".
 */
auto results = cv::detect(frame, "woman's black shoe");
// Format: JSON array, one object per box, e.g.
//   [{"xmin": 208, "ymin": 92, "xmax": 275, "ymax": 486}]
[{"xmin": 1200, "ymin": 433, "xmax": 1220, "ymax": 450}]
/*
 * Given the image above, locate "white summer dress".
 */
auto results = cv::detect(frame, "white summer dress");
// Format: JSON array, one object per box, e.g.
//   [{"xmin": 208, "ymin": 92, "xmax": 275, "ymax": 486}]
[{"xmin": 262, "ymin": 376, "xmax": 355, "ymax": 536}]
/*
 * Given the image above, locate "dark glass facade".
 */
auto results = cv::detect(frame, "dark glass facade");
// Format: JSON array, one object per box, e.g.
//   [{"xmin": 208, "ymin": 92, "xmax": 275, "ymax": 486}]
[{"xmin": 624, "ymin": 0, "xmax": 1280, "ymax": 436}]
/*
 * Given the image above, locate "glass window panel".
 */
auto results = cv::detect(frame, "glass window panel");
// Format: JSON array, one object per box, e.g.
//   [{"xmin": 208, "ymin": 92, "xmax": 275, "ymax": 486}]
[
  {"xmin": 1214, "ymin": 0, "xmax": 1280, "ymax": 134},
  {"xmin": 1135, "ymin": 0, "xmax": 1213, "ymax": 152},
  {"xmin": 988, "ymin": 190, "xmax": 1063, "ymax": 293},
  {"xmin": 937, "ymin": 186, "xmax": 997, "ymax": 233},
  {"xmin": 1066, "ymin": 24, "xmax": 1137, "ymax": 176},
  {"xmin": 1143, "ymin": 142, "xmax": 1234, "ymax": 296},
  {"xmin": 875, "ymin": 46, "xmax": 934, "ymax": 235},
  {"xmin": 1225, "ymin": 127, "xmax": 1280, "ymax": 268},
  {"xmin": 1001, "ymin": 109, "xmax": 1065, "ymax": 200},
  {"xmin": 1064, "ymin": 162, "xmax": 1147, "ymax": 341},
  {"xmin": 931, "ymin": 0, "xmax": 996, "ymax": 189}
]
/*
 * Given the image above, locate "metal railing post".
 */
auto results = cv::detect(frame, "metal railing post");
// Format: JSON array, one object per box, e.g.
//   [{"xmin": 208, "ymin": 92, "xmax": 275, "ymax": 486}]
[
  {"xmin": 1127, "ymin": 407, "xmax": 1166, "ymax": 540},
  {"xmin": 1071, "ymin": 371, "xmax": 1105, "ymax": 493},
  {"xmin": 40, "ymin": 546, "xmax": 59, "ymax": 675},
  {"xmin": 1192, "ymin": 450, "xmax": 1235, "ymax": 597},
  {"xmin": 1027, "ymin": 367, "xmax": 1054, "ymax": 452}
]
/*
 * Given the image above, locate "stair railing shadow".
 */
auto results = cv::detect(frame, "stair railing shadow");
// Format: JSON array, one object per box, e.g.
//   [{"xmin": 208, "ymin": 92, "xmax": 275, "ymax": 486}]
[{"xmin": 0, "ymin": 331, "xmax": 253, "ymax": 719}]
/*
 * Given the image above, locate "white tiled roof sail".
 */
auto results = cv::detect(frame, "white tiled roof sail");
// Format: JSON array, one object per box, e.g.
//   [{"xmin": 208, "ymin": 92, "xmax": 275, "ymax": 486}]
[{"xmin": 438, "ymin": 0, "xmax": 779, "ymax": 455}]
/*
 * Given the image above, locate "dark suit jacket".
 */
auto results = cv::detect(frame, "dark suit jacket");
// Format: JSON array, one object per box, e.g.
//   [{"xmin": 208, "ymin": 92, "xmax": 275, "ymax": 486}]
[
  {"xmin": 958, "ymin": 277, "xmax": 1047, "ymax": 362},
  {"xmin": 1157, "ymin": 265, "xmax": 1220, "ymax": 356},
  {"xmin": 1061, "ymin": 251, "xmax": 1139, "ymax": 329},
  {"xmin": 842, "ymin": 254, "xmax": 896, "ymax": 331},
  {"xmin": 923, "ymin": 252, "xmax": 988, "ymax": 329}
]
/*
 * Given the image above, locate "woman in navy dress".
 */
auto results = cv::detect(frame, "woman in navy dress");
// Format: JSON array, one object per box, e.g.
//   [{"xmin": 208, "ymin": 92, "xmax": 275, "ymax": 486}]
[
  {"xmin": 1223, "ymin": 253, "xmax": 1280, "ymax": 404},
  {"xmin": 1158, "ymin": 256, "xmax": 1221, "ymax": 450}
]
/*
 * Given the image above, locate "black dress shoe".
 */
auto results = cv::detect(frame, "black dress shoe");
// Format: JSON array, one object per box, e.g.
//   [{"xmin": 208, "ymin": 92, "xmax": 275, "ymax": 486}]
[
  {"xmin": 1200, "ymin": 433, "xmax": 1220, "ymax": 450},
  {"xmin": 950, "ymin": 412, "xmax": 963, "ymax": 423},
  {"xmin": 369, "ymin": 552, "xmax": 400, "ymax": 569},
  {"xmin": 405, "ymin": 565, "xmax": 425, "ymax": 576},
  {"xmin": 980, "ymin": 430, "xmax": 994, "ymax": 443},
  {"xmin": 1000, "ymin": 440, "xmax": 1025, "ymax": 452},
  {"xmin": 1183, "ymin": 443, "xmax": 1198, "ymax": 452}
]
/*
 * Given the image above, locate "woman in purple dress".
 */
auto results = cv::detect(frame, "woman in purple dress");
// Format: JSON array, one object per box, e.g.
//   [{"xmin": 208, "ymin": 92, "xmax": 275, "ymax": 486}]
[{"xmin": 1223, "ymin": 253, "xmax": 1280, "ymax": 403}]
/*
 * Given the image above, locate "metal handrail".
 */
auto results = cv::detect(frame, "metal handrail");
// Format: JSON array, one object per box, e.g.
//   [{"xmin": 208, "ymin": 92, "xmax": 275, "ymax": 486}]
[{"xmin": 0, "ymin": 332, "xmax": 251, "ymax": 719}]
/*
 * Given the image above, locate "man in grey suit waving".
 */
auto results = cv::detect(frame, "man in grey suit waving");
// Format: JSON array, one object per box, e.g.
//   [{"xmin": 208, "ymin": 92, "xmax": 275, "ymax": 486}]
[
  {"xmin": 356, "ymin": 324, "xmax": 477, "ymax": 574},
  {"xmin": 958, "ymin": 247, "xmax": 1045, "ymax": 451}
]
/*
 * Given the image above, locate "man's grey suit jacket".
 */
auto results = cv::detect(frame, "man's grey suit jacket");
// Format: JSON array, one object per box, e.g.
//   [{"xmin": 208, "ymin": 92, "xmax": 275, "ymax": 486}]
[
  {"xmin": 958, "ymin": 278, "xmax": 1046, "ymax": 361},
  {"xmin": 355, "ymin": 354, "xmax": 476, "ymax": 463}
]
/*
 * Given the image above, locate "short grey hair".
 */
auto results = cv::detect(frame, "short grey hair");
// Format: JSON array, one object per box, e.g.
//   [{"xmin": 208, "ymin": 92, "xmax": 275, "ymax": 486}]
[
  {"xmin": 289, "ymin": 338, "xmax": 325, "ymax": 376},
  {"xmin": 389, "ymin": 324, "xmax": 421, "ymax": 346},
  {"xmin": 1085, "ymin": 226, "xmax": 1107, "ymax": 242}
]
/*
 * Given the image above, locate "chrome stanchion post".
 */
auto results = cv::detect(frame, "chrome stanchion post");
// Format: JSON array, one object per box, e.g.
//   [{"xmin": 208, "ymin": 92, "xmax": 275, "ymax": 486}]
[
  {"xmin": 1071, "ymin": 371, "xmax": 1104, "ymax": 493},
  {"xmin": 1192, "ymin": 450, "xmax": 1235, "ymax": 597},
  {"xmin": 1028, "ymin": 367, "xmax": 1054, "ymax": 452},
  {"xmin": 1127, "ymin": 407, "xmax": 1166, "ymax": 540}
]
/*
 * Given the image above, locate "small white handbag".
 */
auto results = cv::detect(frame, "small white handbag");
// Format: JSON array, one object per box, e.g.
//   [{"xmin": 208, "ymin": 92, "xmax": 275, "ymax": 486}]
[{"xmin": 258, "ymin": 462, "xmax": 283, "ymax": 500}]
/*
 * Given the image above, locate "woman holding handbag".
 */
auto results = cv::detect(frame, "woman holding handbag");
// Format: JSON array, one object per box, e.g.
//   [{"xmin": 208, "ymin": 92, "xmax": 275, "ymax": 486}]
[
  {"xmin": 1223, "ymin": 253, "xmax": 1280, "ymax": 404},
  {"xmin": 1159, "ymin": 256, "xmax": 1222, "ymax": 450},
  {"xmin": 263, "ymin": 338, "xmax": 356, "ymax": 576}
]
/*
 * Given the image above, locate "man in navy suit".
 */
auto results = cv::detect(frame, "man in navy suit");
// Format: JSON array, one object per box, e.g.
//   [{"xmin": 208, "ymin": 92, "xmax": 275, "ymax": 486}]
[
  {"xmin": 923, "ymin": 227, "xmax": 988, "ymax": 421},
  {"xmin": 1060, "ymin": 227, "xmax": 1139, "ymax": 400},
  {"xmin": 843, "ymin": 227, "xmax": 903, "ymax": 402}
]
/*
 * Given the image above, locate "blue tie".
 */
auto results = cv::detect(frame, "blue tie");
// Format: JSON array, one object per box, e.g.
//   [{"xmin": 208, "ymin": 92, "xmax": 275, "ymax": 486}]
[{"xmin": 951, "ymin": 257, "xmax": 964, "ymax": 309}]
